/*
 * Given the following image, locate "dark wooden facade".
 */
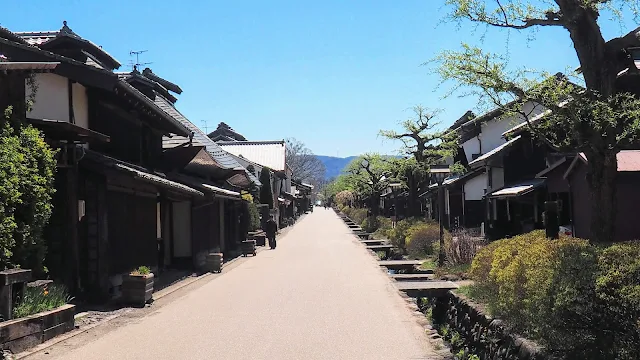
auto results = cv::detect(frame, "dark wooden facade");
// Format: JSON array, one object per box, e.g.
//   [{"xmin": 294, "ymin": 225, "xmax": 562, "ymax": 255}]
[
  {"xmin": 551, "ymin": 157, "xmax": 640, "ymax": 242},
  {"xmin": 484, "ymin": 134, "xmax": 550, "ymax": 240}
]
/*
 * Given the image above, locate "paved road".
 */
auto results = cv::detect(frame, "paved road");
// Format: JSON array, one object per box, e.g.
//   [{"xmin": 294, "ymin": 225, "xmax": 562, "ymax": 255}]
[{"xmin": 36, "ymin": 208, "xmax": 439, "ymax": 360}]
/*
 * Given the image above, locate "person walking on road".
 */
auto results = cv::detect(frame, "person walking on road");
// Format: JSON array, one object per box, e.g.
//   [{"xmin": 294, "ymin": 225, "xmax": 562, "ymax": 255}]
[{"xmin": 265, "ymin": 215, "xmax": 278, "ymax": 249}]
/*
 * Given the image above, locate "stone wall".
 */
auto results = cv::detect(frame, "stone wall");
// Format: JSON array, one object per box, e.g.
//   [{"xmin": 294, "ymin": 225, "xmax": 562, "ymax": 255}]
[{"xmin": 428, "ymin": 292, "xmax": 555, "ymax": 360}]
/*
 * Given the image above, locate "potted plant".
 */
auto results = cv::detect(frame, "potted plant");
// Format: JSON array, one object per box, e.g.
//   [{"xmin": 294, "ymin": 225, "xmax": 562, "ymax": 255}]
[{"xmin": 121, "ymin": 266, "xmax": 154, "ymax": 306}]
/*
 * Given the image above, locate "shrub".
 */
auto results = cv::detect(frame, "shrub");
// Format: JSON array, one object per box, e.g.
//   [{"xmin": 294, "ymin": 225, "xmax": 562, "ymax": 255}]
[
  {"xmin": 131, "ymin": 266, "xmax": 151, "ymax": 275},
  {"xmin": 405, "ymin": 223, "xmax": 439, "ymax": 258},
  {"xmin": 388, "ymin": 217, "xmax": 425, "ymax": 251},
  {"xmin": 0, "ymin": 120, "xmax": 56, "ymax": 274},
  {"xmin": 350, "ymin": 208, "xmax": 368, "ymax": 225},
  {"xmin": 13, "ymin": 283, "xmax": 72, "ymax": 318},
  {"xmin": 341, "ymin": 206, "xmax": 353, "ymax": 217},
  {"xmin": 259, "ymin": 169, "xmax": 273, "ymax": 208},
  {"xmin": 470, "ymin": 231, "xmax": 640, "ymax": 359},
  {"xmin": 361, "ymin": 216, "xmax": 379, "ymax": 233},
  {"xmin": 246, "ymin": 202, "xmax": 261, "ymax": 231},
  {"xmin": 595, "ymin": 241, "xmax": 640, "ymax": 358},
  {"xmin": 373, "ymin": 216, "xmax": 392, "ymax": 239},
  {"xmin": 446, "ymin": 229, "xmax": 485, "ymax": 265}
]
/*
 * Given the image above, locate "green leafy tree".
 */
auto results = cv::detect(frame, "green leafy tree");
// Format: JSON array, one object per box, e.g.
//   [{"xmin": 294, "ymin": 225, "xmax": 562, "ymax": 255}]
[
  {"xmin": 435, "ymin": 0, "xmax": 640, "ymax": 242},
  {"xmin": 380, "ymin": 106, "xmax": 461, "ymax": 217},
  {"xmin": 0, "ymin": 106, "xmax": 57, "ymax": 273},
  {"xmin": 343, "ymin": 154, "xmax": 399, "ymax": 217},
  {"xmin": 259, "ymin": 168, "xmax": 273, "ymax": 209}
]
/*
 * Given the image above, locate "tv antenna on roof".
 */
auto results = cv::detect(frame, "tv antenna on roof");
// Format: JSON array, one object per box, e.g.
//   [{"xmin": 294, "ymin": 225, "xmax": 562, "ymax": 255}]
[
  {"xmin": 128, "ymin": 50, "xmax": 152, "ymax": 71},
  {"xmin": 201, "ymin": 120, "xmax": 212, "ymax": 134}
]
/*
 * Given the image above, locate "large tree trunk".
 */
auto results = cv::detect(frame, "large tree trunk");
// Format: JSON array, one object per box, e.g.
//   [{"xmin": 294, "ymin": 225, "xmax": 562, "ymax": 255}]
[
  {"xmin": 406, "ymin": 172, "xmax": 419, "ymax": 218},
  {"xmin": 585, "ymin": 151, "xmax": 618, "ymax": 242}
]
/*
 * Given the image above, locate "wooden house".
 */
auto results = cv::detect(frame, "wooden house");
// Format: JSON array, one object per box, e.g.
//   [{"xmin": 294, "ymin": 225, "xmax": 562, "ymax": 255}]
[
  {"xmin": 421, "ymin": 104, "xmax": 544, "ymax": 233},
  {"xmin": 544, "ymin": 151, "xmax": 640, "ymax": 242},
  {"xmin": 0, "ymin": 23, "xmax": 209, "ymax": 300},
  {"xmin": 1, "ymin": 23, "xmax": 257, "ymax": 301},
  {"xmin": 125, "ymin": 68, "xmax": 261, "ymax": 267},
  {"xmin": 217, "ymin": 140, "xmax": 292, "ymax": 226}
]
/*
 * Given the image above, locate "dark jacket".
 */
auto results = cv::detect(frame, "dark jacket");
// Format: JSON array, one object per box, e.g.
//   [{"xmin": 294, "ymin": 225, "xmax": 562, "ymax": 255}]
[{"xmin": 265, "ymin": 219, "xmax": 278, "ymax": 235}]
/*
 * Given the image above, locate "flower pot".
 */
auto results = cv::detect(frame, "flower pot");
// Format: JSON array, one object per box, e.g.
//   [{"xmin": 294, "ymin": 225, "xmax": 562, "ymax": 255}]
[
  {"xmin": 204, "ymin": 253, "xmax": 223, "ymax": 273},
  {"xmin": 121, "ymin": 273, "xmax": 154, "ymax": 306},
  {"xmin": 241, "ymin": 240, "xmax": 257, "ymax": 256}
]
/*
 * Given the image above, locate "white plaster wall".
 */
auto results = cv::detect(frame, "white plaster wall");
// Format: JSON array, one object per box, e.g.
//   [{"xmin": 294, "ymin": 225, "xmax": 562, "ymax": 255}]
[
  {"xmin": 72, "ymin": 82, "xmax": 89, "ymax": 128},
  {"xmin": 462, "ymin": 137, "xmax": 481, "ymax": 163},
  {"xmin": 27, "ymin": 73, "xmax": 68, "ymax": 122},
  {"xmin": 26, "ymin": 73, "xmax": 90, "ymax": 129},
  {"xmin": 464, "ymin": 101, "xmax": 545, "ymax": 160},
  {"xmin": 172, "ymin": 201, "xmax": 192, "ymax": 257},
  {"xmin": 464, "ymin": 173, "xmax": 487, "ymax": 201}
]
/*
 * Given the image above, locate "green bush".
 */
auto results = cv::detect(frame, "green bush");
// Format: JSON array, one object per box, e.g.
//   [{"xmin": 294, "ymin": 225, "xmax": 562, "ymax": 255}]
[
  {"xmin": 13, "ymin": 283, "xmax": 72, "ymax": 318},
  {"xmin": 0, "ymin": 120, "xmax": 56, "ymax": 273},
  {"xmin": 470, "ymin": 231, "xmax": 640, "ymax": 359},
  {"xmin": 342, "ymin": 206, "xmax": 353, "ymax": 217},
  {"xmin": 361, "ymin": 216, "xmax": 378, "ymax": 233},
  {"xmin": 373, "ymin": 216, "xmax": 392, "ymax": 239},
  {"xmin": 247, "ymin": 202, "xmax": 261, "ymax": 231},
  {"xmin": 388, "ymin": 217, "xmax": 423, "ymax": 251},
  {"xmin": 350, "ymin": 208, "xmax": 368, "ymax": 225},
  {"xmin": 405, "ymin": 222, "xmax": 439, "ymax": 258},
  {"xmin": 595, "ymin": 241, "xmax": 640, "ymax": 358}
]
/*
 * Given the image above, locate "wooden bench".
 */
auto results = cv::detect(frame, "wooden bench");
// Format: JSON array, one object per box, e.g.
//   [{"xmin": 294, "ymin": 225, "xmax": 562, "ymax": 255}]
[
  {"xmin": 389, "ymin": 273, "xmax": 435, "ymax": 281},
  {"xmin": 378, "ymin": 260, "xmax": 423, "ymax": 272},
  {"xmin": 395, "ymin": 281, "xmax": 459, "ymax": 297}
]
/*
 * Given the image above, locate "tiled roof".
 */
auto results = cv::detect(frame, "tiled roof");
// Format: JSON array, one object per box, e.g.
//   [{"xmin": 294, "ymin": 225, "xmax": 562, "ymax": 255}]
[
  {"xmin": 154, "ymin": 95, "xmax": 244, "ymax": 171},
  {"xmin": 0, "ymin": 62, "xmax": 59, "ymax": 71},
  {"xmin": 114, "ymin": 163, "xmax": 203, "ymax": 196},
  {"xmin": 84, "ymin": 151, "xmax": 203, "ymax": 197},
  {"xmin": 116, "ymin": 81, "xmax": 190, "ymax": 136},
  {"xmin": 468, "ymin": 135, "xmax": 522, "ymax": 167},
  {"xmin": 15, "ymin": 22, "xmax": 121, "ymax": 69},
  {"xmin": 17, "ymin": 30, "xmax": 57, "ymax": 45},
  {"xmin": 218, "ymin": 141, "xmax": 286, "ymax": 171},
  {"xmin": 142, "ymin": 68, "xmax": 182, "ymax": 94},
  {"xmin": 154, "ymin": 95, "xmax": 260, "ymax": 186}
]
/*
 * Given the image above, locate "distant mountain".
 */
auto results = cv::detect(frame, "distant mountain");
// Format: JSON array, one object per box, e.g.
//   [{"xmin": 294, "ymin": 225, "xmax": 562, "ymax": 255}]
[{"xmin": 316, "ymin": 155, "xmax": 358, "ymax": 180}]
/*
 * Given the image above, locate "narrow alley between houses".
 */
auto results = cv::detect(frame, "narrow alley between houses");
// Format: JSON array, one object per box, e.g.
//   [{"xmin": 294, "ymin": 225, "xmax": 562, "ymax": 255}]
[{"xmin": 24, "ymin": 208, "xmax": 441, "ymax": 360}]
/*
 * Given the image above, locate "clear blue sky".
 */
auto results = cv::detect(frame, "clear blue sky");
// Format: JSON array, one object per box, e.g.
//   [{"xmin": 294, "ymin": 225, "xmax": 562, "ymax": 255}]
[{"xmin": 2, "ymin": 1, "xmax": 637, "ymax": 156}]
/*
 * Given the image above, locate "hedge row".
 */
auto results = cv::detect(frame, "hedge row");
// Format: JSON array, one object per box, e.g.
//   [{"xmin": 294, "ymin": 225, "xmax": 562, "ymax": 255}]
[{"xmin": 470, "ymin": 230, "xmax": 640, "ymax": 359}]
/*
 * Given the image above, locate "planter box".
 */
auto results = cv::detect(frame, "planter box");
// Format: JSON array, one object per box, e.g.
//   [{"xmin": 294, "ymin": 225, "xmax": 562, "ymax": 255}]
[
  {"xmin": 253, "ymin": 234, "xmax": 266, "ymax": 247},
  {"xmin": 121, "ymin": 274, "xmax": 154, "ymax": 306},
  {"xmin": 204, "ymin": 253, "xmax": 223, "ymax": 273},
  {"xmin": 0, "ymin": 304, "xmax": 75, "ymax": 353},
  {"xmin": 241, "ymin": 240, "xmax": 257, "ymax": 257}
]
